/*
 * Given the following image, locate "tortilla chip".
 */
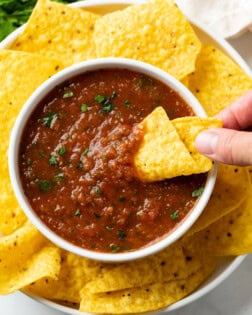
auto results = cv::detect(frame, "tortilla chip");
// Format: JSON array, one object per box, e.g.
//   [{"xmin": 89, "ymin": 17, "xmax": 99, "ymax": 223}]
[
  {"xmin": 134, "ymin": 107, "xmax": 221, "ymax": 181},
  {"xmin": 80, "ymin": 253, "xmax": 216, "ymax": 314},
  {"xmin": 0, "ymin": 245, "xmax": 60, "ymax": 295},
  {"xmin": 134, "ymin": 107, "xmax": 196, "ymax": 181},
  {"xmin": 187, "ymin": 44, "xmax": 252, "ymax": 116},
  {"xmin": 0, "ymin": 49, "xmax": 62, "ymax": 235},
  {"xmin": 24, "ymin": 251, "xmax": 101, "ymax": 303},
  {"xmin": 188, "ymin": 165, "xmax": 251, "ymax": 235},
  {"xmin": 84, "ymin": 244, "xmax": 186, "ymax": 294},
  {"xmin": 94, "ymin": 0, "xmax": 201, "ymax": 80},
  {"xmin": 10, "ymin": 0, "xmax": 99, "ymax": 67},
  {"xmin": 172, "ymin": 116, "xmax": 222, "ymax": 172},
  {"xmin": 191, "ymin": 193, "xmax": 252, "ymax": 256},
  {"xmin": 0, "ymin": 221, "xmax": 60, "ymax": 294}
]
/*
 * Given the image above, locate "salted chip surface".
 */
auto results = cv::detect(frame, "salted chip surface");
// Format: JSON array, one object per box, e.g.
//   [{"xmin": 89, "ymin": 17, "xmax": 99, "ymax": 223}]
[
  {"xmin": 134, "ymin": 107, "xmax": 196, "ymax": 181},
  {"xmin": 80, "ymin": 251, "xmax": 216, "ymax": 314},
  {"xmin": 24, "ymin": 251, "xmax": 101, "ymax": 303},
  {"xmin": 10, "ymin": 0, "xmax": 99, "ymax": 67},
  {"xmin": 0, "ymin": 246, "xmax": 60, "ymax": 294},
  {"xmin": 191, "ymin": 193, "xmax": 252, "ymax": 256},
  {"xmin": 134, "ymin": 107, "xmax": 221, "ymax": 181},
  {"xmin": 94, "ymin": 0, "xmax": 201, "ymax": 80},
  {"xmin": 0, "ymin": 221, "xmax": 60, "ymax": 294},
  {"xmin": 84, "ymin": 244, "xmax": 186, "ymax": 294},
  {"xmin": 187, "ymin": 44, "xmax": 252, "ymax": 116},
  {"xmin": 0, "ymin": 49, "xmax": 62, "ymax": 235},
  {"xmin": 173, "ymin": 116, "xmax": 222, "ymax": 172},
  {"xmin": 188, "ymin": 164, "xmax": 251, "ymax": 235}
]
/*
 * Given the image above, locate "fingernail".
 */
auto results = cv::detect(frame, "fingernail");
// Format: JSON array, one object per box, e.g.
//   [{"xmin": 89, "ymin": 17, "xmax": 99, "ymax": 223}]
[{"xmin": 195, "ymin": 131, "xmax": 219, "ymax": 155}]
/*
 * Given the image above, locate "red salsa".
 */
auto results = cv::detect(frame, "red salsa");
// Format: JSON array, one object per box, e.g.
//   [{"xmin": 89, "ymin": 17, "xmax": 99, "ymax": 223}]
[{"xmin": 19, "ymin": 69, "xmax": 206, "ymax": 253}]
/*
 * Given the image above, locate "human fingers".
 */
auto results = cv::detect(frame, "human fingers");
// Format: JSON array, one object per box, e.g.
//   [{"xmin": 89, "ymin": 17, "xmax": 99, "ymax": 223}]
[
  {"xmin": 216, "ymin": 89, "xmax": 252, "ymax": 130},
  {"xmin": 195, "ymin": 128, "xmax": 252, "ymax": 165}
]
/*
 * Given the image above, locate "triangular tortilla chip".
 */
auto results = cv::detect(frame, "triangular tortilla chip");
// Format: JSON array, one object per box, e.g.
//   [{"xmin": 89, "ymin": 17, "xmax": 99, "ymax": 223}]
[
  {"xmin": 134, "ymin": 107, "xmax": 221, "ymax": 181},
  {"xmin": 134, "ymin": 107, "xmax": 196, "ymax": 181},
  {"xmin": 10, "ymin": 0, "xmax": 100, "ymax": 67},
  {"xmin": 94, "ymin": 0, "xmax": 201, "ymax": 80}
]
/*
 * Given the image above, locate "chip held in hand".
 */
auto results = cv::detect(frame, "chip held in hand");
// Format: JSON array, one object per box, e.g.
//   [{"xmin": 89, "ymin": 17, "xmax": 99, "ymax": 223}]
[{"xmin": 134, "ymin": 107, "xmax": 222, "ymax": 181}]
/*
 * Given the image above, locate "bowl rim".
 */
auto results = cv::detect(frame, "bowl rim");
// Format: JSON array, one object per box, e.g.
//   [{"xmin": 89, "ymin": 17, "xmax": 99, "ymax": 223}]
[{"xmin": 8, "ymin": 57, "xmax": 217, "ymax": 263}]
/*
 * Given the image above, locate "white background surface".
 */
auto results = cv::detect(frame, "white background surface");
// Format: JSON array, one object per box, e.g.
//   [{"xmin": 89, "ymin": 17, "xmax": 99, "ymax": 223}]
[{"xmin": 1, "ymin": 29, "xmax": 252, "ymax": 315}]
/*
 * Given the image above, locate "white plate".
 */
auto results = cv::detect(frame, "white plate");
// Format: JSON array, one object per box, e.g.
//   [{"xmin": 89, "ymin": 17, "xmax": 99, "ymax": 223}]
[{"xmin": 1, "ymin": 0, "xmax": 251, "ymax": 314}]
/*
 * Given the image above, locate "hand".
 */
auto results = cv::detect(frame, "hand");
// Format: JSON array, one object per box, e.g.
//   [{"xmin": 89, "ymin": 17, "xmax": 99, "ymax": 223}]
[{"xmin": 195, "ymin": 90, "xmax": 252, "ymax": 165}]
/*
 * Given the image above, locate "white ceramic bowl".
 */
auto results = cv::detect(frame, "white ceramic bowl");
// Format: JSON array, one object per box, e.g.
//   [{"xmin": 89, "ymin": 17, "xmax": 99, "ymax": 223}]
[{"xmin": 8, "ymin": 57, "xmax": 217, "ymax": 263}]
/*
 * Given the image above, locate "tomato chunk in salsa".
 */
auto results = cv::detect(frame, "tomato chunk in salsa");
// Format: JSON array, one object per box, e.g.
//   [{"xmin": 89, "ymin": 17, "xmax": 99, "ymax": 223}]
[{"xmin": 19, "ymin": 69, "xmax": 206, "ymax": 253}]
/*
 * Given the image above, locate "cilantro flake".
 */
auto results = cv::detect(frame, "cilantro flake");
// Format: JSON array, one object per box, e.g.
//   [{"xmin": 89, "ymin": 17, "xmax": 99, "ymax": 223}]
[
  {"xmin": 36, "ymin": 179, "xmax": 53, "ymax": 192},
  {"xmin": 94, "ymin": 94, "xmax": 106, "ymax": 103},
  {"xmin": 40, "ymin": 112, "xmax": 57, "ymax": 128},
  {"xmin": 118, "ymin": 230, "xmax": 126, "ymax": 240},
  {"xmin": 74, "ymin": 209, "xmax": 81, "ymax": 217},
  {"xmin": 80, "ymin": 103, "xmax": 88, "ymax": 112},
  {"xmin": 124, "ymin": 99, "xmax": 131, "ymax": 108},
  {"xmin": 192, "ymin": 187, "xmax": 204, "ymax": 198},
  {"xmin": 170, "ymin": 210, "xmax": 179, "ymax": 221},
  {"xmin": 109, "ymin": 244, "xmax": 122, "ymax": 253},
  {"xmin": 48, "ymin": 154, "xmax": 58, "ymax": 166},
  {"xmin": 58, "ymin": 147, "xmax": 66, "ymax": 156},
  {"xmin": 63, "ymin": 90, "xmax": 74, "ymax": 98},
  {"xmin": 82, "ymin": 148, "xmax": 89, "ymax": 156},
  {"xmin": 94, "ymin": 94, "xmax": 114, "ymax": 113}
]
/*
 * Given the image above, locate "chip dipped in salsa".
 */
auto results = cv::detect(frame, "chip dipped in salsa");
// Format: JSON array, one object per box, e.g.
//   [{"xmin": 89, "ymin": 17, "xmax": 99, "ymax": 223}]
[{"xmin": 19, "ymin": 68, "xmax": 206, "ymax": 253}]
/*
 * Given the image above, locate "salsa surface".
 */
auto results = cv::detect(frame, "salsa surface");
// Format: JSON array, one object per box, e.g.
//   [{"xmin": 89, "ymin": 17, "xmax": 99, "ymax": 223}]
[{"xmin": 19, "ymin": 69, "xmax": 205, "ymax": 253}]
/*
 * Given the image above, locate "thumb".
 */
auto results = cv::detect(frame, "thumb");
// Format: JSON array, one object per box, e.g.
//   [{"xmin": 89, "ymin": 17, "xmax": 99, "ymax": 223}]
[{"xmin": 195, "ymin": 128, "xmax": 252, "ymax": 165}]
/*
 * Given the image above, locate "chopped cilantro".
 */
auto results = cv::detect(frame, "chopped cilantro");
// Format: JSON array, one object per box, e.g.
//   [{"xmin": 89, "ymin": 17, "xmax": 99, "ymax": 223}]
[
  {"xmin": 111, "ymin": 91, "xmax": 117, "ymax": 99},
  {"xmin": 124, "ymin": 99, "xmax": 131, "ymax": 108},
  {"xmin": 63, "ymin": 90, "xmax": 74, "ymax": 98},
  {"xmin": 94, "ymin": 93, "xmax": 114, "ymax": 113},
  {"xmin": 40, "ymin": 112, "xmax": 57, "ymax": 128},
  {"xmin": 102, "ymin": 100, "xmax": 114, "ymax": 113},
  {"xmin": 76, "ymin": 161, "xmax": 83, "ymax": 169},
  {"xmin": 93, "ymin": 212, "xmax": 101, "ymax": 218},
  {"xmin": 94, "ymin": 186, "xmax": 101, "ymax": 195},
  {"xmin": 48, "ymin": 154, "xmax": 58, "ymax": 166},
  {"xmin": 82, "ymin": 148, "xmax": 89, "ymax": 156},
  {"xmin": 109, "ymin": 244, "xmax": 121, "ymax": 253},
  {"xmin": 192, "ymin": 187, "xmax": 204, "ymax": 198},
  {"xmin": 118, "ymin": 230, "xmax": 126, "ymax": 240},
  {"xmin": 170, "ymin": 210, "xmax": 179, "ymax": 221},
  {"xmin": 94, "ymin": 94, "xmax": 106, "ymax": 103},
  {"xmin": 58, "ymin": 146, "xmax": 66, "ymax": 156},
  {"xmin": 36, "ymin": 179, "xmax": 53, "ymax": 192},
  {"xmin": 80, "ymin": 103, "xmax": 88, "ymax": 112},
  {"xmin": 54, "ymin": 173, "xmax": 64, "ymax": 182},
  {"xmin": 74, "ymin": 209, "xmax": 81, "ymax": 217}
]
